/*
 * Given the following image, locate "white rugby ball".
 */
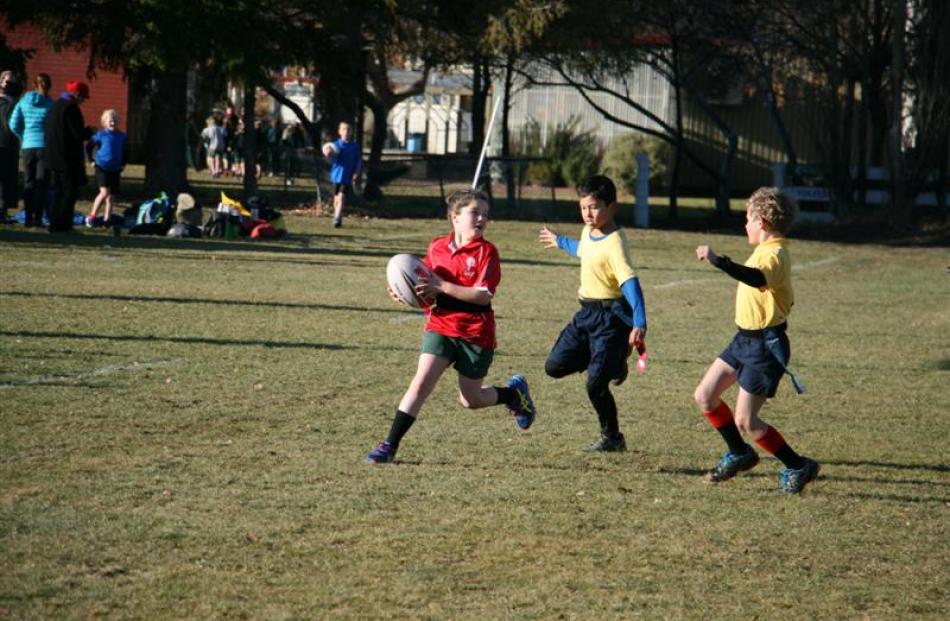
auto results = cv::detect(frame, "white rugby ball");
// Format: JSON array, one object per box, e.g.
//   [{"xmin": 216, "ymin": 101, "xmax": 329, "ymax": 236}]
[
  {"xmin": 322, "ymin": 142, "xmax": 339, "ymax": 158},
  {"xmin": 387, "ymin": 253, "xmax": 433, "ymax": 309}
]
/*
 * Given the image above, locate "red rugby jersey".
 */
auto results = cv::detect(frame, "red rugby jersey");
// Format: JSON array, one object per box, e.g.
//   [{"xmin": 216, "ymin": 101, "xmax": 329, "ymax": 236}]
[{"xmin": 422, "ymin": 233, "xmax": 501, "ymax": 350}]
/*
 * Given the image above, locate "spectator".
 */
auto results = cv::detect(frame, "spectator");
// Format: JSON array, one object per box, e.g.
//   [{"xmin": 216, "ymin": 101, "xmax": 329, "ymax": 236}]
[
  {"xmin": 11, "ymin": 73, "xmax": 53, "ymax": 227},
  {"xmin": 200, "ymin": 115, "xmax": 226, "ymax": 177},
  {"xmin": 45, "ymin": 80, "xmax": 92, "ymax": 233},
  {"xmin": 265, "ymin": 118, "xmax": 281, "ymax": 176},
  {"xmin": 222, "ymin": 103, "xmax": 238, "ymax": 174},
  {"xmin": 86, "ymin": 109, "xmax": 128, "ymax": 226},
  {"xmin": 281, "ymin": 122, "xmax": 304, "ymax": 185},
  {"xmin": 0, "ymin": 70, "xmax": 21, "ymax": 223}
]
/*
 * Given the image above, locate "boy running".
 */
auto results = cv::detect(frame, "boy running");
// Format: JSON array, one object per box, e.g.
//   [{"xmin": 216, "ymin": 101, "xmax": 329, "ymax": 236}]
[
  {"xmin": 693, "ymin": 187, "xmax": 819, "ymax": 494},
  {"xmin": 365, "ymin": 189, "xmax": 536, "ymax": 464},
  {"xmin": 538, "ymin": 175, "xmax": 647, "ymax": 452}
]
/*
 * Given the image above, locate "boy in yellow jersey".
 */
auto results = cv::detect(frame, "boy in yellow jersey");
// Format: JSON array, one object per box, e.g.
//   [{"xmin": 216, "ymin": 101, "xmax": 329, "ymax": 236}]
[
  {"xmin": 539, "ymin": 175, "xmax": 646, "ymax": 451},
  {"xmin": 694, "ymin": 187, "xmax": 819, "ymax": 494}
]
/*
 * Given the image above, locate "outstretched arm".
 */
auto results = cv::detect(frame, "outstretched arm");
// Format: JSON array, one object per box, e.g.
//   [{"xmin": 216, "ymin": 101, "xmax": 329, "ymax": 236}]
[
  {"xmin": 696, "ymin": 245, "xmax": 766, "ymax": 288},
  {"xmin": 539, "ymin": 224, "xmax": 579, "ymax": 257}
]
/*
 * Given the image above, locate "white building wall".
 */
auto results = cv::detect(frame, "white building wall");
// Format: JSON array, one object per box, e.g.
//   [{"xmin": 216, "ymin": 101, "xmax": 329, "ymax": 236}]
[
  {"xmin": 386, "ymin": 62, "xmax": 670, "ymax": 155},
  {"xmin": 499, "ymin": 63, "xmax": 671, "ymax": 152}
]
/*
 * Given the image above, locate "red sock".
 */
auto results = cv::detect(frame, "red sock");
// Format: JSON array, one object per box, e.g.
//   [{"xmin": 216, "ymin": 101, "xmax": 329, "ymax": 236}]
[
  {"xmin": 755, "ymin": 425, "xmax": 805, "ymax": 468},
  {"xmin": 703, "ymin": 401, "xmax": 733, "ymax": 429},
  {"xmin": 755, "ymin": 425, "xmax": 786, "ymax": 454},
  {"xmin": 704, "ymin": 402, "xmax": 747, "ymax": 454}
]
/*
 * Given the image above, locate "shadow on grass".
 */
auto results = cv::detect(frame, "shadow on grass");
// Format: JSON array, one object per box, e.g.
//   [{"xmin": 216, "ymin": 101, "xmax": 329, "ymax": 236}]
[
  {"xmin": 384, "ymin": 458, "xmax": 618, "ymax": 474},
  {"xmin": 0, "ymin": 228, "xmax": 587, "ymax": 271},
  {"xmin": 821, "ymin": 459, "xmax": 949, "ymax": 473},
  {"xmin": 1, "ymin": 291, "xmax": 415, "ymax": 316},
  {"xmin": 0, "ymin": 330, "xmax": 350, "ymax": 351},
  {"xmin": 660, "ymin": 459, "xmax": 949, "ymax": 478}
]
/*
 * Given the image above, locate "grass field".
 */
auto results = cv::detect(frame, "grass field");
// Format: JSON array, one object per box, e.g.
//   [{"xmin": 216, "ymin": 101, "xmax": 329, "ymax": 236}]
[{"xmin": 0, "ymin": 209, "xmax": 947, "ymax": 620}]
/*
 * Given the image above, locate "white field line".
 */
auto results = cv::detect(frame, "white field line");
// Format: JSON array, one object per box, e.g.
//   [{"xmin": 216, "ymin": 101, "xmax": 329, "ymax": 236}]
[
  {"xmin": 653, "ymin": 255, "xmax": 840, "ymax": 289},
  {"xmin": 0, "ymin": 358, "xmax": 187, "ymax": 389},
  {"xmin": 793, "ymin": 256, "xmax": 841, "ymax": 271}
]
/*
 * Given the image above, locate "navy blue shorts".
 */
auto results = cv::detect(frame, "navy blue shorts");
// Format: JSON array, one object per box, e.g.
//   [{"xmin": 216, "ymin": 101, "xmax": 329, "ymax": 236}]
[
  {"xmin": 94, "ymin": 166, "xmax": 121, "ymax": 194},
  {"xmin": 718, "ymin": 328, "xmax": 790, "ymax": 398},
  {"xmin": 547, "ymin": 303, "xmax": 631, "ymax": 383}
]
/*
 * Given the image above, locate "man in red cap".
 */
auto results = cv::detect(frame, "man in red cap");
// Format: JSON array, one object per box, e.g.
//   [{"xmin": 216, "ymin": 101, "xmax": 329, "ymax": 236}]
[{"xmin": 45, "ymin": 80, "xmax": 92, "ymax": 232}]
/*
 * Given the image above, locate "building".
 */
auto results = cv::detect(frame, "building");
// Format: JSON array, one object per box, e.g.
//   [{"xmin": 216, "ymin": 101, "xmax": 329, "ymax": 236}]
[{"xmin": 2, "ymin": 22, "xmax": 138, "ymax": 156}]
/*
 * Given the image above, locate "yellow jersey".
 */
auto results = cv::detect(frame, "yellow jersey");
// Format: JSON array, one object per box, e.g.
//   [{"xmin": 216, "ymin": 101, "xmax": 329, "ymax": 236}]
[
  {"xmin": 735, "ymin": 238, "xmax": 793, "ymax": 329},
  {"xmin": 577, "ymin": 226, "xmax": 636, "ymax": 300}
]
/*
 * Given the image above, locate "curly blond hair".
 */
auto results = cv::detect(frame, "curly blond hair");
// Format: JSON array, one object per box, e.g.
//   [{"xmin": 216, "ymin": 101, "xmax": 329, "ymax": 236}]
[{"xmin": 747, "ymin": 187, "xmax": 797, "ymax": 234}]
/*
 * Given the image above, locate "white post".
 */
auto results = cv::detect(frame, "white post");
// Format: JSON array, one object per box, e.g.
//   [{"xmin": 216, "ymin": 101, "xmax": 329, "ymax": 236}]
[
  {"xmin": 473, "ymin": 96, "xmax": 502, "ymax": 189},
  {"xmin": 635, "ymin": 153, "xmax": 650, "ymax": 228}
]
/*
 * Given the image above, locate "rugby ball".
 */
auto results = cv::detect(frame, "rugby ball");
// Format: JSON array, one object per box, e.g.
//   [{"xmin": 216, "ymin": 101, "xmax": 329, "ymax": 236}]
[
  {"xmin": 387, "ymin": 253, "xmax": 433, "ymax": 309},
  {"xmin": 322, "ymin": 142, "xmax": 339, "ymax": 158}
]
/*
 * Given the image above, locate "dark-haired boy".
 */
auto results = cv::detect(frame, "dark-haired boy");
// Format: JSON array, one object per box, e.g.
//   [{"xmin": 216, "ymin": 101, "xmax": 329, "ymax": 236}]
[{"xmin": 538, "ymin": 174, "xmax": 647, "ymax": 451}]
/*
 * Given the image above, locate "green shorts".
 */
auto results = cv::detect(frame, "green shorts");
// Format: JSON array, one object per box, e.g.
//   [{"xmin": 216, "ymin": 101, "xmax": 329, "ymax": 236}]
[{"xmin": 422, "ymin": 331, "xmax": 494, "ymax": 379}]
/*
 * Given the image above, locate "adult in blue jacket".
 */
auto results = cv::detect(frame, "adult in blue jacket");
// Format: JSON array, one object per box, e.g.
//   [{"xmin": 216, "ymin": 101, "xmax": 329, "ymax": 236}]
[
  {"xmin": 10, "ymin": 73, "xmax": 53, "ymax": 227},
  {"xmin": 323, "ymin": 121, "xmax": 361, "ymax": 228}
]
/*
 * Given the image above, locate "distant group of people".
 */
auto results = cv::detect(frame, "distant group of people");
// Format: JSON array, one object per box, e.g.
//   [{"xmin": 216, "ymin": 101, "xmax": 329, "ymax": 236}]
[
  {"xmin": 196, "ymin": 112, "xmax": 362, "ymax": 228},
  {"xmin": 0, "ymin": 70, "xmax": 127, "ymax": 232},
  {"xmin": 196, "ymin": 107, "xmax": 308, "ymax": 184}
]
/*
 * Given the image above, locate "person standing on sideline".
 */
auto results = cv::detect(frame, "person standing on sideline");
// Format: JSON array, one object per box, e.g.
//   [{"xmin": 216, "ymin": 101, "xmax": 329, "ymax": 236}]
[
  {"xmin": 85, "ymin": 109, "xmax": 127, "ymax": 226},
  {"xmin": 693, "ymin": 187, "xmax": 819, "ymax": 494},
  {"xmin": 322, "ymin": 120, "xmax": 361, "ymax": 228},
  {"xmin": 45, "ymin": 80, "xmax": 92, "ymax": 233},
  {"xmin": 0, "ymin": 70, "xmax": 22, "ymax": 223},
  {"xmin": 11, "ymin": 73, "xmax": 54, "ymax": 227}
]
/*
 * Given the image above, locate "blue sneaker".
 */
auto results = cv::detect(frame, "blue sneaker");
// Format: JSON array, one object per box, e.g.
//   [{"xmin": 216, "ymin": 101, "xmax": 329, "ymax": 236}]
[
  {"xmin": 703, "ymin": 446, "xmax": 760, "ymax": 483},
  {"xmin": 505, "ymin": 374, "xmax": 536, "ymax": 430},
  {"xmin": 365, "ymin": 441, "xmax": 397, "ymax": 464},
  {"xmin": 779, "ymin": 457, "xmax": 820, "ymax": 494}
]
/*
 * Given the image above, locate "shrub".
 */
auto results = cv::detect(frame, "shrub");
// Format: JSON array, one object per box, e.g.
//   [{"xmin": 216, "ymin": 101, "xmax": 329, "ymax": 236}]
[
  {"xmin": 516, "ymin": 116, "xmax": 602, "ymax": 188},
  {"xmin": 601, "ymin": 132, "xmax": 671, "ymax": 194}
]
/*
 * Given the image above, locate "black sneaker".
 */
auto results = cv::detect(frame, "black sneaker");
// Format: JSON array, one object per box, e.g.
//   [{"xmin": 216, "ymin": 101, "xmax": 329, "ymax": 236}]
[
  {"xmin": 704, "ymin": 446, "xmax": 760, "ymax": 483},
  {"xmin": 588, "ymin": 433, "xmax": 626, "ymax": 452},
  {"xmin": 779, "ymin": 457, "xmax": 820, "ymax": 494}
]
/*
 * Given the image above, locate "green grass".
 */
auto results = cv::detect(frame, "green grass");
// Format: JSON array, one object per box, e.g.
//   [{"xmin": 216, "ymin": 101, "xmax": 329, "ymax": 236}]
[{"xmin": 0, "ymin": 210, "xmax": 947, "ymax": 620}]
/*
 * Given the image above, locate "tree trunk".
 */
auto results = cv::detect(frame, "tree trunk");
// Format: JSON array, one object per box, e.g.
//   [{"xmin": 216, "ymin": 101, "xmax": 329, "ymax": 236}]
[
  {"xmin": 363, "ymin": 95, "xmax": 388, "ymax": 200},
  {"xmin": 470, "ymin": 54, "xmax": 487, "ymax": 156},
  {"xmin": 502, "ymin": 53, "xmax": 515, "ymax": 210},
  {"xmin": 890, "ymin": 0, "xmax": 908, "ymax": 222},
  {"xmin": 144, "ymin": 68, "xmax": 188, "ymax": 196},
  {"xmin": 761, "ymin": 65, "xmax": 798, "ymax": 169},
  {"xmin": 242, "ymin": 82, "xmax": 257, "ymax": 195}
]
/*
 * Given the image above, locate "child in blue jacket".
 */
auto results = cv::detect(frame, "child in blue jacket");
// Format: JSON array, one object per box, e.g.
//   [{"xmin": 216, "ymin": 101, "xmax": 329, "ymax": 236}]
[{"xmin": 86, "ymin": 109, "xmax": 127, "ymax": 226}]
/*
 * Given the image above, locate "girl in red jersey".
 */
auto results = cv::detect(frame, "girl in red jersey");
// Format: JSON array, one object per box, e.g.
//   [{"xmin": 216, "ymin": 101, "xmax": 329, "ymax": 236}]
[{"xmin": 365, "ymin": 189, "xmax": 536, "ymax": 464}]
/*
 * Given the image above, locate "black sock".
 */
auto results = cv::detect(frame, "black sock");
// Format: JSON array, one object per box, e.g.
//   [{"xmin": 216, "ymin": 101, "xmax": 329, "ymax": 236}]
[
  {"xmin": 385, "ymin": 410, "xmax": 416, "ymax": 448},
  {"xmin": 588, "ymin": 379, "xmax": 620, "ymax": 437},
  {"xmin": 773, "ymin": 443, "xmax": 805, "ymax": 470},
  {"xmin": 494, "ymin": 386, "xmax": 516, "ymax": 407},
  {"xmin": 716, "ymin": 421, "xmax": 749, "ymax": 455}
]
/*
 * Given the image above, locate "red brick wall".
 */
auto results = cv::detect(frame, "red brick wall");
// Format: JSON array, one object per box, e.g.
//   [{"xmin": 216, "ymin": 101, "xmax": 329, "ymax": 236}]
[{"xmin": 3, "ymin": 22, "xmax": 130, "ymax": 137}]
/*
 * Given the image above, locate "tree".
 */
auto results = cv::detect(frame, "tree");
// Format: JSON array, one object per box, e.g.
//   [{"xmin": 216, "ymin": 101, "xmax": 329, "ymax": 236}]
[{"xmin": 522, "ymin": 0, "xmax": 740, "ymax": 217}]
